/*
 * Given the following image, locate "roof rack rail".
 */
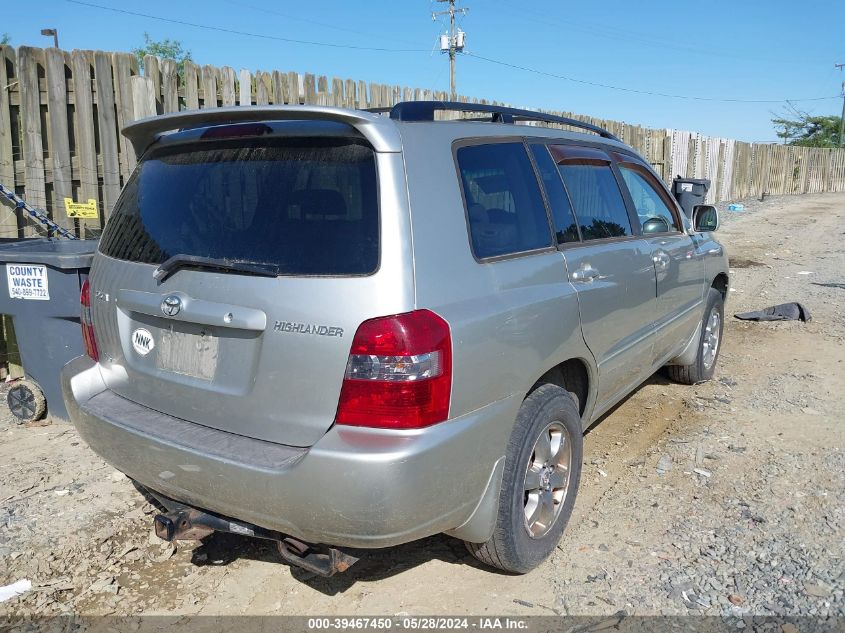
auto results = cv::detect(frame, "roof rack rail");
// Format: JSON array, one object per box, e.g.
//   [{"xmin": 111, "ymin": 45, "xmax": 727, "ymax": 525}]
[{"xmin": 384, "ymin": 101, "xmax": 619, "ymax": 141}]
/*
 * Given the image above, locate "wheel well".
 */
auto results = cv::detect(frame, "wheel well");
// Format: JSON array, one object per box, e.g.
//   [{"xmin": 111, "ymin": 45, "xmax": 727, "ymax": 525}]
[
  {"xmin": 712, "ymin": 273, "xmax": 729, "ymax": 299},
  {"xmin": 531, "ymin": 359, "xmax": 589, "ymax": 417}
]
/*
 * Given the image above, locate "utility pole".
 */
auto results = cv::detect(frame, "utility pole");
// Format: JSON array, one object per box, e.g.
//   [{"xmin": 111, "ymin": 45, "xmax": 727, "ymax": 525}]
[
  {"xmin": 433, "ymin": 0, "xmax": 468, "ymax": 101},
  {"xmin": 837, "ymin": 63, "xmax": 845, "ymax": 148}
]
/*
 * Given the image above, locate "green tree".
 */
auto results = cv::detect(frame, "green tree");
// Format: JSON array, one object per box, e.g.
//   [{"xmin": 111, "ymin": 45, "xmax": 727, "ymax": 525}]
[
  {"xmin": 772, "ymin": 107, "xmax": 843, "ymax": 148},
  {"xmin": 132, "ymin": 33, "xmax": 192, "ymax": 74},
  {"xmin": 1, "ymin": 33, "xmax": 11, "ymax": 46}
]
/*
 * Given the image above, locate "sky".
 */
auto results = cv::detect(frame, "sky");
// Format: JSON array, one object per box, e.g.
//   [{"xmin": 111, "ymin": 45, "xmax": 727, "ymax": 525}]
[{"xmin": 5, "ymin": 0, "xmax": 844, "ymax": 142}]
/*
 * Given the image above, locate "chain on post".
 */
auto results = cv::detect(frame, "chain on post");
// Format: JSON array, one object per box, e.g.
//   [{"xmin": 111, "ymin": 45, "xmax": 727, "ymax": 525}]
[{"xmin": 0, "ymin": 183, "xmax": 79, "ymax": 240}]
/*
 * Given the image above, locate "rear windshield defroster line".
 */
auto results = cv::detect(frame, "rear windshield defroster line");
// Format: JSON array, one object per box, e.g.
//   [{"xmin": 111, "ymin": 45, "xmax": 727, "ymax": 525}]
[{"xmin": 99, "ymin": 137, "xmax": 380, "ymax": 276}]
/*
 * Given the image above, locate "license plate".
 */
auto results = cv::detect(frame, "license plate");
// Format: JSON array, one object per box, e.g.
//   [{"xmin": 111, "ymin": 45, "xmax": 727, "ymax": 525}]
[{"xmin": 156, "ymin": 328, "xmax": 218, "ymax": 381}]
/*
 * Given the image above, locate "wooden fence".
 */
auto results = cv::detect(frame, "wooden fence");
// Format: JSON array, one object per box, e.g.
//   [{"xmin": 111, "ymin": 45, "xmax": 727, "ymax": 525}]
[{"xmin": 2, "ymin": 43, "xmax": 845, "ymax": 239}]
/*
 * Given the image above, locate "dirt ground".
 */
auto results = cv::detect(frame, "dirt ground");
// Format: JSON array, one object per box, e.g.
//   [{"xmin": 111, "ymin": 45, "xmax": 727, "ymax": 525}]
[{"xmin": 0, "ymin": 192, "xmax": 843, "ymax": 618}]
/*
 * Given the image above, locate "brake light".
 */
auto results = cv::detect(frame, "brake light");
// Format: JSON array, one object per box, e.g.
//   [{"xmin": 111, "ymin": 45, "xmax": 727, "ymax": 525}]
[
  {"xmin": 335, "ymin": 310, "xmax": 452, "ymax": 429},
  {"xmin": 80, "ymin": 279, "xmax": 99, "ymax": 362},
  {"xmin": 200, "ymin": 123, "xmax": 272, "ymax": 139}
]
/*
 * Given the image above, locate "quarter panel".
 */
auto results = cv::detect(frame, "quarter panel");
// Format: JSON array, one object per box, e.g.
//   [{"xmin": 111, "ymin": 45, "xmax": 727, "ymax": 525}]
[{"xmin": 398, "ymin": 125, "xmax": 594, "ymax": 421}]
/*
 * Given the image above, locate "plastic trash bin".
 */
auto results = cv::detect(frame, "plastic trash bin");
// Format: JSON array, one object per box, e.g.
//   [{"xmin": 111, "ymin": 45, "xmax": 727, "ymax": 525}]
[
  {"xmin": 672, "ymin": 177, "xmax": 711, "ymax": 219},
  {"xmin": 0, "ymin": 238, "xmax": 97, "ymax": 422}
]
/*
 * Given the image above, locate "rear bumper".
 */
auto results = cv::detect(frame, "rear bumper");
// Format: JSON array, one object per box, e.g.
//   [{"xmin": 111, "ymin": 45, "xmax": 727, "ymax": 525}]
[{"xmin": 61, "ymin": 355, "xmax": 517, "ymax": 548}]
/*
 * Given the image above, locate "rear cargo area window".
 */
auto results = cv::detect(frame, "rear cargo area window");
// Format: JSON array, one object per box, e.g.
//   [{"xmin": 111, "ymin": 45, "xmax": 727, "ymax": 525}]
[
  {"xmin": 99, "ymin": 137, "xmax": 379, "ymax": 275},
  {"xmin": 456, "ymin": 143, "xmax": 553, "ymax": 259}
]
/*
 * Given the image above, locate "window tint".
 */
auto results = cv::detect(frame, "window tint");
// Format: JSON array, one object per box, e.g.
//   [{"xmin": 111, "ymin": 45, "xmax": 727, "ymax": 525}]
[
  {"xmin": 529, "ymin": 145, "xmax": 580, "ymax": 244},
  {"xmin": 457, "ymin": 143, "xmax": 553, "ymax": 259},
  {"xmin": 99, "ymin": 137, "xmax": 379, "ymax": 275},
  {"xmin": 557, "ymin": 162, "xmax": 632, "ymax": 240},
  {"xmin": 619, "ymin": 165, "xmax": 679, "ymax": 234}
]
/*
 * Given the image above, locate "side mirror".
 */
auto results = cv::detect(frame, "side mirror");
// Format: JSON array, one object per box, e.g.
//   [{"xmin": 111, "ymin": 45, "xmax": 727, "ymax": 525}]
[{"xmin": 692, "ymin": 205, "xmax": 719, "ymax": 232}]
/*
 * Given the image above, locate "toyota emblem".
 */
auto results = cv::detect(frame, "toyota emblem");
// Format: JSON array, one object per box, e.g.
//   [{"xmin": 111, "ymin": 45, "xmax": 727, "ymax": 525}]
[{"xmin": 161, "ymin": 295, "xmax": 182, "ymax": 317}]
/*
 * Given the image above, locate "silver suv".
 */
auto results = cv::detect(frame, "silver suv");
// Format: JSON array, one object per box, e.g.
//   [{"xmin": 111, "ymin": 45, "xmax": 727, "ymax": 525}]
[{"xmin": 62, "ymin": 102, "xmax": 728, "ymax": 575}]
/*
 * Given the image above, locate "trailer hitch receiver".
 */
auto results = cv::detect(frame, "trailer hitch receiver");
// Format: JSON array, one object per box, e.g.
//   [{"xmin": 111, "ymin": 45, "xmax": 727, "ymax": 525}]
[{"xmin": 150, "ymin": 495, "xmax": 359, "ymax": 577}]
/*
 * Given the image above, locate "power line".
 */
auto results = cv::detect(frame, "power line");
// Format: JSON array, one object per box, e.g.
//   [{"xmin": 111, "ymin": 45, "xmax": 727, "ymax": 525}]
[
  {"xmin": 221, "ymin": 0, "xmax": 421, "ymax": 47},
  {"xmin": 464, "ymin": 52, "xmax": 840, "ymax": 104},
  {"xmin": 65, "ymin": 0, "xmax": 428, "ymax": 52},
  {"xmin": 486, "ymin": 0, "xmax": 828, "ymax": 67}
]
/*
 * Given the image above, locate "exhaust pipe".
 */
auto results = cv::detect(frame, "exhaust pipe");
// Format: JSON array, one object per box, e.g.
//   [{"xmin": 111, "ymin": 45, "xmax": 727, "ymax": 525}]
[{"xmin": 151, "ymin": 495, "xmax": 359, "ymax": 577}]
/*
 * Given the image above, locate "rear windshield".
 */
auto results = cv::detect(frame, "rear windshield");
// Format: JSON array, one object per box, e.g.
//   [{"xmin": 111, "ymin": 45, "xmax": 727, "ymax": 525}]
[{"xmin": 99, "ymin": 137, "xmax": 379, "ymax": 276}]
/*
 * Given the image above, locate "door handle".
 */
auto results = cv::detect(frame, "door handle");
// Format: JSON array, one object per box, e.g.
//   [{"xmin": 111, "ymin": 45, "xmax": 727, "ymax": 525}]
[{"xmin": 571, "ymin": 266, "xmax": 601, "ymax": 283}]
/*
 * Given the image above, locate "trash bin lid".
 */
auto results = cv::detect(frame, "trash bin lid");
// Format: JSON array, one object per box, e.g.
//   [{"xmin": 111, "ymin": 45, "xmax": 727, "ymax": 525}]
[
  {"xmin": 673, "ymin": 177, "xmax": 711, "ymax": 186},
  {"xmin": 673, "ymin": 177, "xmax": 711, "ymax": 194},
  {"xmin": 0, "ymin": 238, "xmax": 97, "ymax": 269}
]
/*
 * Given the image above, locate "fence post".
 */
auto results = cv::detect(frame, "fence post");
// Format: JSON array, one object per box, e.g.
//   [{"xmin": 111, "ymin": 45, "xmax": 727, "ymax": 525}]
[
  {"xmin": 758, "ymin": 146, "xmax": 771, "ymax": 200},
  {"xmin": 94, "ymin": 51, "xmax": 121, "ymax": 219},
  {"xmin": 239, "ymin": 69, "xmax": 251, "ymax": 106},
  {"xmin": 71, "ymin": 50, "xmax": 100, "ymax": 237},
  {"xmin": 131, "ymin": 76, "xmax": 156, "ymax": 120},
  {"xmin": 201, "ymin": 65, "xmax": 218, "ymax": 108},
  {"xmin": 113, "ymin": 52, "xmax": 138, "ymax": 179},
  {"xmin": 0, "ymin": 46, "xmax": 17, "ymax": 238},
  {"xmin": 44, "ymin": 48, "xmax": 74, "ymax": 233},
  {"xmin": 18, "ymin": 46, "xmax": 47, "ymax": 228},
  {"xmin": 161, "ymin": 59, "xmax": 179, "ymax": 113},
  {"xmin": 184, "ymin": 61, "xmax": 199, "ymax": 110}
]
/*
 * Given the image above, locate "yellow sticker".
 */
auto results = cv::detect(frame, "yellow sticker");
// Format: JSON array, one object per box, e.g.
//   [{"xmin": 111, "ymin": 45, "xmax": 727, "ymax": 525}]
[{"xmin": 64, "ymin": 198, "xmax": 99, "ymax": 219}]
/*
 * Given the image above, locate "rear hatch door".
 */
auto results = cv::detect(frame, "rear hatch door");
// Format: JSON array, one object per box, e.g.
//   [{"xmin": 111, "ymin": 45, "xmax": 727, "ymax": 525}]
[{"xmin": 90, "ymin": 124, "xmax": 409, "ymax": 447}]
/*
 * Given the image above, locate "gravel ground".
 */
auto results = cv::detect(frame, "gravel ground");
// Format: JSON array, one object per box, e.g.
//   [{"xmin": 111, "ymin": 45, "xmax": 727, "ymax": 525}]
[{"xmin": 0, "ymin": 192, "xmax": 843, "ymax": 619}]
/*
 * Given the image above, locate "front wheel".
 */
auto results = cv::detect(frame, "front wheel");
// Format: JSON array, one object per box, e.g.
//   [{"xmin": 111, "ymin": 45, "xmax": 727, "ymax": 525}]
[
  {"xmin": 666, "ymin": 287, "xmax": 724, "ymax": 385},
  {"xmin": 465, "ymin": 384, "xmax": 583, "ymax": 573}
]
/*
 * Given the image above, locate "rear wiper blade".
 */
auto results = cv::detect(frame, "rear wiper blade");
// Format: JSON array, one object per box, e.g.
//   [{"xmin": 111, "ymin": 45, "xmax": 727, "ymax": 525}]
[{"xmin": 154, "ymin": 254, "xmax": 279, "ymax": 283}]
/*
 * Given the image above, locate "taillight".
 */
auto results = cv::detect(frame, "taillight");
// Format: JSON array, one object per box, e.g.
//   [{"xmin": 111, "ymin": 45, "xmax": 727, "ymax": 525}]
[
  {"xmin": 80, "ymin": 279, "xmax": 99, "ymax": 362},
  {"xmin": 335, "ymin": 310, "xmax": 452, "ymax": 430},
  {"xmin": 200, "ymin": 123, "xmax": 272, "ymax": 139}
]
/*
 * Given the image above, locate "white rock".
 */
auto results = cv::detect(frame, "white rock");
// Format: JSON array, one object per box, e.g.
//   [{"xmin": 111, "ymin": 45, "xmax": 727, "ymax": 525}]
[{"xmin": 0, "ymin": 579, "xmax": 32, "ymax": 603}]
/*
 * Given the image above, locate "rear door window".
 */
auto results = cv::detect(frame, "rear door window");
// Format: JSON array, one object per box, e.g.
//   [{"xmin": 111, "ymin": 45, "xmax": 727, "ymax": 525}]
[
  {"xmin": 456, "ymin": 142, "xmax": 553, "ymax": 259},
  {"xmin": 99, "ymin": 137, "xmax": 379, "ymax": 276},
  {"xmin": 556, "ymin": 161, "xmax": 632, "ymax": 241}
]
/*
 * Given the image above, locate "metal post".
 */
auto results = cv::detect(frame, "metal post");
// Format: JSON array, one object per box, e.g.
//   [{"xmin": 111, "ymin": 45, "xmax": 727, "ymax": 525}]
[
  {"xmin": 40, "ymin": 28, "xmax": 59, "ymax": 49},
  {"xmin": 839, "ymin": 83, "xmax": 845, "ymax": 149},
  {"xmin": 837, "ymin": 64, "xmax": 845, "ymax": 148}
]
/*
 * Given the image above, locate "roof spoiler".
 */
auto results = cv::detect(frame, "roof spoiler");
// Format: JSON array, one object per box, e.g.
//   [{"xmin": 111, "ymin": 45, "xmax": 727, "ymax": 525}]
[{"xmin": 121, "ymin": 105, "xmax": 403, "ymax": 156}]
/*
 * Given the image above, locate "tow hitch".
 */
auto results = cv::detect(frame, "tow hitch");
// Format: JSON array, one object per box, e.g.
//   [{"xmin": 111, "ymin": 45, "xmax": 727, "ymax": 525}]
[{"xmin": 151, "ymin": 496, "xmax": 359, "ymax": 577}]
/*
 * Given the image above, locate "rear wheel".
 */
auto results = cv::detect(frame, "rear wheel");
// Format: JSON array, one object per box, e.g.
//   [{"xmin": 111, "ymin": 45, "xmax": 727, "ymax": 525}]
[
  {"xmin": 465, "ymin": 384, "xmax": 582, "ymax": 573},
  {"xmin": 666, "ymin": 288, "xmax": 724, "ymax": 385},
  {"xmin": 7, "ymin": 380, "xmax": 46, "ymax": 423}
]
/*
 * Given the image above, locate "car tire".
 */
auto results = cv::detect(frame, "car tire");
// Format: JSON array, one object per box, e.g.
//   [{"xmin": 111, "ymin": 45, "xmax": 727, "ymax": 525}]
[
  {"xmin": 464, "ymin": 383, "xmax": 582, "ymax": 573},
  {"xmin": 666, "ymin": 288, "xmax": 724, "ymax": 385}
]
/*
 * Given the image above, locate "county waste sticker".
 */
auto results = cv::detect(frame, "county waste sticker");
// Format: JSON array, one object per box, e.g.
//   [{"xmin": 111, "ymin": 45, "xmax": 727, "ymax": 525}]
[{"xmin": 6, "ymin": 263, "xmax": 50, "ymax": 300}]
